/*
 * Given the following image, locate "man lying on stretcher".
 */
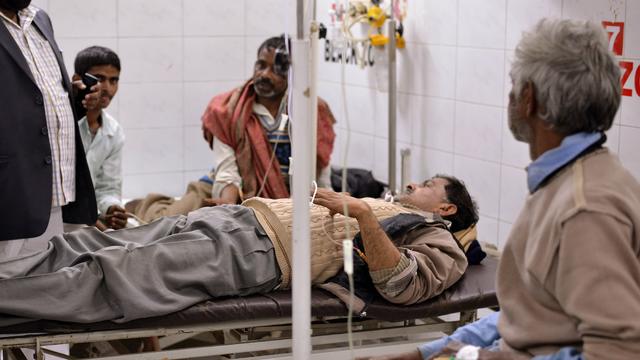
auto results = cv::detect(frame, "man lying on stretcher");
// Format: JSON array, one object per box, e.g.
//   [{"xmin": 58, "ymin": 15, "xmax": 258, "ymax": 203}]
[{"xmin": 0, "ymin": 174, "xmax": 481, "ymax": 324}]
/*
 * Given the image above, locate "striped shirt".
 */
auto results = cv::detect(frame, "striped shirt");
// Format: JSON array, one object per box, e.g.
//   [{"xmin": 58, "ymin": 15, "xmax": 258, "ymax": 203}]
[{"xmin": 0, "ymin": 6, "xmax": 76, "ymax": 206}]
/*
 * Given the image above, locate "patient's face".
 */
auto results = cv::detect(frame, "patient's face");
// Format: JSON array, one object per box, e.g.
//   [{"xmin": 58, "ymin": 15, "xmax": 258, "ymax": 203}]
[{"xmin": 397, "ymin": 177, "xmax": 450, "ymax": 213}]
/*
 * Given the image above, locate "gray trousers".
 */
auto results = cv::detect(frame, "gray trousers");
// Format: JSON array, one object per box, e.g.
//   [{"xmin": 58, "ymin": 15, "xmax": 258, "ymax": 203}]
[{"xmin": 0, "ymin": 205, "xmax": 280, "ymax": 325}]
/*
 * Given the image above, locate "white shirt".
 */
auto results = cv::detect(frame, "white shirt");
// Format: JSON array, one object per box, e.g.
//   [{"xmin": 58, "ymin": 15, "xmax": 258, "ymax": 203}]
[{"xmin": 78, "ymin": 110, "xmax": 125, "ymax": 214}]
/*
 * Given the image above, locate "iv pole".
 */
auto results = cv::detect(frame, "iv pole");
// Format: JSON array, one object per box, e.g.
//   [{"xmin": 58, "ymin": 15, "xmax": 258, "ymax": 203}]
[
  {"xmin": 387, "ymin": 0, "xmax": 397, "ymax": 194},
  {"xmin": 291, "ymin": 0, "xmax": 315, "ymax": 358}
]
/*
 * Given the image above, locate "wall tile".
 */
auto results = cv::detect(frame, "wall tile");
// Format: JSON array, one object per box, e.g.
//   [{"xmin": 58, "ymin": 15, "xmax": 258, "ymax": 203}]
[
  {"xmin": 619, "ymin": 125, "xmax": 640, "ymax": 180},
  {"xmin": 458, "ymin": 0, "xmax": 507, "ymax": 49},
  {"xmin": 118, "ymin": 0, "xmax": 182, "ymax": 37},
  {"xmin": 456, "ymin": 48, "xmax": 505, "ymax": 106},
  {"xmin": 410, "ymin": 146, "xmax": 454, "ymax": 184},
  {"xmin": 184, "ymin": 0, "xmax": 245, "ymax": 36},
  {"xmin": 454, "ymin": 155, "xmax": 501, "ymax": 218},
  {"xmin": 412, "ymin": 96, "xmax": 455, "ymax": 152},
  {"xmin": 117, "ymin": 82, "xmax": 183, "ymax": 129},
  {"xmin": 478, "ymin": 216, "xmax": 499, "ymax": 247},
  {"xmin": 454, "ymin": 102, "xmax": 503, "ymax": 162},
  {"xmin": 562, "ymin": 0, "xmax": 626, "ymax": 22},
  {"xmin": 123, "ymin": 127, "xmax": 184, "ymax": 174},
  {"xmin": 184, "ymin": 126, "xmax": 215, "ymax": 171},
  {"xmin": 184, "ymin": 81, "xmax": 241, "ymax": 126},
  {"xmin": 56, "ymin": 38, "xmax": 119, "ymax": 81},
  {"xmin": 506, "ymin": 0, "xmax": 562, "ymax": 50},
  {"xmin": 49, "ymin": 0, "xmax": 117, "ymax": 38},
  {"xmin": 343, "ymin": 86, "xmax": 378, "ymax": 136},
  {"xmin": 626, "ymin": 0, "xmax": 640, "ymax": 58},
  {"xmin": 606, "ymin": 123, "xmax": 621, "ymax": 154},
  {"xmin": 499, "ymin": 165, "xmax": 527, "ymax": 223},
  {"xmin": 118, "ymin": 38, "xmax": 183, "ymax": 82},
  {"xmin": 184, "ymin": 37, "xmax": 245, "ymax": 81},
  {"xmin": 31, "ymin": 0, "xmax": 48, "ymax": 12},
  {"xmin": 498, "ymin": 221, "xmax": 513, "ymax": 250},
  {"xmin": 373, "ymin": 137, "xmax": 390, "ymax": 185},
  {"xmin": 398, "ymin": 45, "xmax": 457, "ymax": 98},
  {"xmin": 123, "ymin": 172, "xmax": 185, "ymax": 199},
  {"xmin": 245, "ymin": 0, "xmax": 290, "ymax": 36},
  {"xmin": 341, "ymin": 132, "xmax": 375, "ymax": 171},
  {"xmin": 317, "ymin": 48, "xmax": 343, "ymax": 83},
  {"xmin": 395, "ymin": 93, "xmax": 413, "ymax": 143},
  {"xmin": 374, "ymin": 90, "xmax": 390, "ymax": 138},
  {"xmin": 184, "ymin": 170, "xmax": 208, "ymax": 186},
  {"xmin": 408, "ymin": 0, "xmax": 458, "ymax": 46}
]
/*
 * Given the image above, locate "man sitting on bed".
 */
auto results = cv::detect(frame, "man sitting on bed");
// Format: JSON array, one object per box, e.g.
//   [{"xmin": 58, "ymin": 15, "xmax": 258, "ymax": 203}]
[
  {"xmin": 360, "ymin": 18, "xmax": 640, "ymax": 360},
  {"xmin": 0, "ymin": 175, "xmax": 478, "ymax": 325}
]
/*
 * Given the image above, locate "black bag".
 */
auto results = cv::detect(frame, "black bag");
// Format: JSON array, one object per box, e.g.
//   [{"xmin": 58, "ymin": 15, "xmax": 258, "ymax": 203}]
[{"xmin": 330, "ymin": 167, "xmax": 386, "ymax": 198}]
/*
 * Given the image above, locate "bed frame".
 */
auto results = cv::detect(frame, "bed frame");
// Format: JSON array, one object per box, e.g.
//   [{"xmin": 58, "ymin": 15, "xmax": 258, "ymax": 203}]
[{"xmin": 0, "ymin": 257, "xmax": 498, "ymax": 360}]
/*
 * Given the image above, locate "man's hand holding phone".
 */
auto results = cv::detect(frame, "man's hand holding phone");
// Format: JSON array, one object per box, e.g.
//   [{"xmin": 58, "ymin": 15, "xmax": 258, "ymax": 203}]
[{"xmin": 72, "ymin": 72, "xmax": 101, "ymax": 110}]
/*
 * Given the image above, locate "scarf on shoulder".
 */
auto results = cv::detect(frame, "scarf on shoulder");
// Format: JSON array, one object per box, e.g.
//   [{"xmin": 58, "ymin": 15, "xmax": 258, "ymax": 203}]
[{"xmin": 201, "ymin": 80, "xmax": 336, "ymax": 199}]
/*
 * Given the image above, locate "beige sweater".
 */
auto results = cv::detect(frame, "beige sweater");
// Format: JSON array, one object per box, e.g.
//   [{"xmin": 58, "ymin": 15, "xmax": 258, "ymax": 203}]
[
  {"xmin": 498, "ymin": 149, "xmax": 640, "ymax": 359},
  {"xmin": 243, "ymin": 197, "xmax": 467, "ymax": 306}
]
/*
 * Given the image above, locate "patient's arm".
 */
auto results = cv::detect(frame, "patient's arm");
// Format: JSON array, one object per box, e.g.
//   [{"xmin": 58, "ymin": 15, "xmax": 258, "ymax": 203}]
[
  {"xmin": 312, "ymin": 188, "xmax": 402, "ymax": 271},
  {"xmin": 373, "ymin": 225, "xmax": 467, "ymax": 305}
]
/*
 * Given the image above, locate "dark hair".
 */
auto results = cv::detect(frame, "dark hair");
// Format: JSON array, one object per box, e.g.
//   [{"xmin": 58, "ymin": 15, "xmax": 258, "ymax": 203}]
[
  {"xmin": 74, "ymin": 46, "xmax": 120, "ymax": 76},
  {"xmin": 434, "ymin": 174, "xmax": 479, "ymax": 232},
  {"xmin": 257, "ymin": 34, "xmax": 289, "ymax": 57}
]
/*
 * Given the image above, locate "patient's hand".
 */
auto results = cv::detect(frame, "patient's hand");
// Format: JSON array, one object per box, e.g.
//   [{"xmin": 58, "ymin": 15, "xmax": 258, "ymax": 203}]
[
  {"xmin": 428, "ymin": 341, "xmax": 530, "ymax": 360},
  {"xmin": 105, "ymin": 205, "xmax": 128, "ymax": 230},
  {"xmin": 355, "ymin": 350, "xmax": 422, "ymax": 360},
  {"xmin": 312, "ymin": 188, "xmax": 370, "ymax": 218}
]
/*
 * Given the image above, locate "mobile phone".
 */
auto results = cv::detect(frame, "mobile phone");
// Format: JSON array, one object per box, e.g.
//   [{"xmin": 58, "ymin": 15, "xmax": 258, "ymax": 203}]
[{"xmin": 81, "ymin": 73, "xmax": 99, "ymax": 94}]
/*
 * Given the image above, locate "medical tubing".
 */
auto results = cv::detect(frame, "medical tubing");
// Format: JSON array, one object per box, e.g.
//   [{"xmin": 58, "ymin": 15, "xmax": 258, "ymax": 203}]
[{"xmin": 340, "ymin": 0, "xmax": 355, "ymax": 356}]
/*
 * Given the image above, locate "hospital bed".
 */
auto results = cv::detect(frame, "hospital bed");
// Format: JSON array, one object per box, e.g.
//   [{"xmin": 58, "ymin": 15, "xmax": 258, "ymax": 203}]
[{"xmin": 0, "ymin": 257, "xmax": 498, "ymax": 360}]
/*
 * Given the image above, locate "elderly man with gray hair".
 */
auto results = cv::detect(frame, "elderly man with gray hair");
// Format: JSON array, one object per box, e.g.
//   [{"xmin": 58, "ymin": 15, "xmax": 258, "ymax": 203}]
[{"xmin": 360, "ymin": 18, "xmax": 640, "ymax": 360}]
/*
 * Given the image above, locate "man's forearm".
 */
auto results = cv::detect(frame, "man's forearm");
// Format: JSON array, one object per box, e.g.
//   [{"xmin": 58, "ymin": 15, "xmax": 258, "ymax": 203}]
[{"xmin": 355, "ymin": 210, "xmax": 402, "ymax": 271}]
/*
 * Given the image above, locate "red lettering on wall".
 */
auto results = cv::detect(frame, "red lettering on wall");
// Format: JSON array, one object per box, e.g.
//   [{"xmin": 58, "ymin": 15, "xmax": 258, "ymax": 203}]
[
  {"xmin": 636, "ymin": 62, "xmax": 640, "ymax": 97},
  {"xmin": 620, "ymin": 61, "xmax": 633, "ymax": 97},
  {"xmin": 603, "ymin": 21, "xmax": 625, "ymax": 56}
]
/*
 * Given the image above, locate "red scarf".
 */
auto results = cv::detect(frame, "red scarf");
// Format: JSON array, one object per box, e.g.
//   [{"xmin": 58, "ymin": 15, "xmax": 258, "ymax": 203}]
[{"xmin": 201, "ymin": 80, "xmax": 336, "ymax": 199}]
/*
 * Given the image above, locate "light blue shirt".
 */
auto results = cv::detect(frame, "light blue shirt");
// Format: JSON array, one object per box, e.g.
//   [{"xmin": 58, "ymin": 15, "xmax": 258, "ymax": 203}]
[
  {"xmin": 78, "ymin": 110, "xmax": 125, "ymax": 215},
  {"xmin": 418, "ymin": 312, "xmax": 583, "ymax": 359},
  {"xmin": 526, "ymin": 132, "xmax": 603, "ymax": 193}
]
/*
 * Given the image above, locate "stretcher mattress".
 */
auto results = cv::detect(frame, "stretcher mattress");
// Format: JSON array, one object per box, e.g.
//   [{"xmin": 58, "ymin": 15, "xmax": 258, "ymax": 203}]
[{"xmin": 0, "ymin": 257, "xmax": 498, "ymax": 337}]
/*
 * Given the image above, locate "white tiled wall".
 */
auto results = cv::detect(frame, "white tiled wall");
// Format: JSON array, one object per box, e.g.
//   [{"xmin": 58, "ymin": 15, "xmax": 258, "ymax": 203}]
[
  {"xmin": 317, "ymin": 0, "xmax": 639, "ymax": 248},
  {"xmin": 35, "ymin": 0, "xmax": 640, "ymax": 249},
  {"xmin": 36, "ymin": 0, "xmax": 289, "ymax": 197}
]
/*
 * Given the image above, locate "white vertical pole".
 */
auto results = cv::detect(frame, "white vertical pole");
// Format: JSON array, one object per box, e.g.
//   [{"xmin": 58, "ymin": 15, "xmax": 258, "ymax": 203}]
[
  {"xmin": 388, "ymin": 0, "xmax": 397, "ymax": 193},
  {"xmin": 291, "ymin": 0, "xmax": 313, "ymax": 359}
]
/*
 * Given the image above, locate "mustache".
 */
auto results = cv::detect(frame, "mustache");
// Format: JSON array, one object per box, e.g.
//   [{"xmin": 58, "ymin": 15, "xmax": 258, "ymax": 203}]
[{"xmin": 254, "ymin": 78, "xmax": 274, "ymax": 88}]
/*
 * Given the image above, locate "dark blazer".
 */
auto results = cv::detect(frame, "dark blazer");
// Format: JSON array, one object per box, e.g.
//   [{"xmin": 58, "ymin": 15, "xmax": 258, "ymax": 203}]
[{"xmin": 0, "ymin": 9, "xmax": 97, "ymax": 241}]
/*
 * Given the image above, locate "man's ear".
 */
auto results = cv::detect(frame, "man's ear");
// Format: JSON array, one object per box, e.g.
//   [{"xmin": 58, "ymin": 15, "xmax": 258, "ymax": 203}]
[{"xmin": 438, "ymin": 203, "xmax": 457, "ymax": 217}]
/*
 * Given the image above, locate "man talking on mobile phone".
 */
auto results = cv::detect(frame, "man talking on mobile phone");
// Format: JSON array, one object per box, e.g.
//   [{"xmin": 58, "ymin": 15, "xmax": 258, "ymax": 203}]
[
  {"xmin": 0, "ymin": 0, "xmax": 99, "ymax": 257},
  {"xmin": 70, "ymin": 46, "xmax": 128, "ymax": 231}
]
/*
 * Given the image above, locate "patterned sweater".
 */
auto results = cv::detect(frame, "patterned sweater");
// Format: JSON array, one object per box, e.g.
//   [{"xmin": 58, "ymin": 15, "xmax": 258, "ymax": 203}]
[{"xmin": 243, "ymin": 197, "xmax": 467, "ymax": 305}]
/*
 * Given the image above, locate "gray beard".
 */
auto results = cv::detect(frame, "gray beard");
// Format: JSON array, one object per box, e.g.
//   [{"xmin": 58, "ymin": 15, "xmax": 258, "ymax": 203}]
[{"xmin": 507, "ymin": 109, "xmax": 532, "ymax": 143}]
